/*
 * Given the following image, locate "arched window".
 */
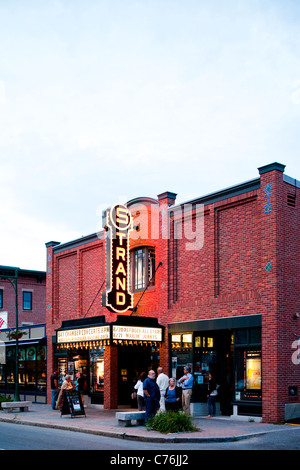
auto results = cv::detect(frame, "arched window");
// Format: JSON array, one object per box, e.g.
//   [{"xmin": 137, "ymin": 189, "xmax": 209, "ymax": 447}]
[{"xmin": 130, "ymin": 247, "xmax": 155, "ymax": 291}]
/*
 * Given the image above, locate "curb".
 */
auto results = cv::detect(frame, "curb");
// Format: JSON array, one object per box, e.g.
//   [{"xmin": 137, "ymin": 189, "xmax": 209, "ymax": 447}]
[{"xmin": 0, "ymin": 415, "xmax": 268, "ymax": 443}]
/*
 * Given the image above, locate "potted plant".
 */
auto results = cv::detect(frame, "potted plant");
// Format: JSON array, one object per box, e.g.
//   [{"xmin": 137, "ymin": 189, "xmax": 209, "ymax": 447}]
[{"xmin": 6, "ymin": 329, "xmax": 28, "ymax": 340}]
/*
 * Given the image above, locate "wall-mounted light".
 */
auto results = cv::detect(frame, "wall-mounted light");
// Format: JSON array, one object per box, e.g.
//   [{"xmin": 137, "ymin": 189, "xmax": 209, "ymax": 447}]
[{"xmin": 289, "ymin": 386, "xmax": 298, "ymax": 396}]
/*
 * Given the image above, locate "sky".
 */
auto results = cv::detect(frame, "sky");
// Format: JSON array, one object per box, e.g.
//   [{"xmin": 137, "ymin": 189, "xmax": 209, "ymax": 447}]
[{"xmin": 1, "ymin": 0, "xmax": 300, "ymax": 271}]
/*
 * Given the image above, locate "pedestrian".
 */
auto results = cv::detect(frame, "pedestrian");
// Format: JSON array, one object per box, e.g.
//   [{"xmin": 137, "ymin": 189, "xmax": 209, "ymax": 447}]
[
  {"xmin": 134, "ymin": 371, "xmax": 147, "ymax": 411},
  {"xmin": 143, "ymin": 370, "xmax": 160, "ymax": 423},
  {"xmin": 50, "ymin": 369, "xmax": 59, "ymax": 410},
  {"xmin": 207, "ymin": 372, "xmax": 218, "ymax": 417},
  {"xmin": 165, "ymin": 377, "xmax": 182, "ymax": 411},
  {"xmin": 56, "ymin": 374, "xmax": 73, "ymax": 410},
  {"xmin": 156, "ymin": 367, "xmax": 169, "ymax": 412},
  {"xmin": 179, "ymin": 366, "xmax": 193, "ymax": 416},
  {"xmin": 75, "ymin": 372, "xmax": 85, "ymax": 406}
]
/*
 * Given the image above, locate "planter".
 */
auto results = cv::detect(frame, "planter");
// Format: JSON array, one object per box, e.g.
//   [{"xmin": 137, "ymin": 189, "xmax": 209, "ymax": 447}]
[{"xmin": 6, "ymin": 330, "xmax": 27, "ymax": 341}]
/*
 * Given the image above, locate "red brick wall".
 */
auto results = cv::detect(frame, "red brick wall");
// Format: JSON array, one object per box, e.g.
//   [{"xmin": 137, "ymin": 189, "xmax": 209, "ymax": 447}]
[
  {"xmin": 81, "ymin": 245, "xmax": 104, "ymax": 317},
  {"xmin": 104, "ymin": 345, "xmax": 118, "ymax": 409},
  {"xmin": 278, "ymin": 176, "xmax": 300, "ymax": 421},
  {"xmin": 0, "ymin": 271, "xmax": 45, "ymax": 328},
  {"xmin": 166, "ymin": 191, "xmax": 261, "ymax": 325}
]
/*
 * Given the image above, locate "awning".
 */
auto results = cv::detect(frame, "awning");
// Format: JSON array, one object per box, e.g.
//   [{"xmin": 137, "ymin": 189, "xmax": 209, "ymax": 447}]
[
  {"xmin": 168, "ymin": 314, "xmax": 262, "ymax": 334},
  {"xmin": 4, "ymin": 339, "xmax": 46, "ymax": 347}
]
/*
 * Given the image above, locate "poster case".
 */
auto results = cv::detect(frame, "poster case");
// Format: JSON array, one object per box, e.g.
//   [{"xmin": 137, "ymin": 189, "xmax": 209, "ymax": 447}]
[
  {"xmin": 235, "ymin": 349, "xmax": 262, "ymax": 401},
  {"xmin": 61, "ymin": 390, "xmax": 86, "ymax": 418}
]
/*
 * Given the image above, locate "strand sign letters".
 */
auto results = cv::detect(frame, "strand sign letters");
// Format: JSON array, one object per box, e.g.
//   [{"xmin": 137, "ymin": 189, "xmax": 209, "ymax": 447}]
[{"xmin": 102, "ymin": 204, "xmax": 133, "ymax": 313}]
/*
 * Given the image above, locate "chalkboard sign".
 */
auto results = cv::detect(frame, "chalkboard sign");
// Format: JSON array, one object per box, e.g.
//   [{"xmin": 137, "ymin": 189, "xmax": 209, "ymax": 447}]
[{"xmin": 61, "ymin": 390, "xmax": 86, "ymax": 418}]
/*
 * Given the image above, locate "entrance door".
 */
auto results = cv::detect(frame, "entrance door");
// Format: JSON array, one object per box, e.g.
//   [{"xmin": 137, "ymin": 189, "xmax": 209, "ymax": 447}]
[{"xmin": 117, "ymin": 345, "xmax": 159, "ymax": 406}]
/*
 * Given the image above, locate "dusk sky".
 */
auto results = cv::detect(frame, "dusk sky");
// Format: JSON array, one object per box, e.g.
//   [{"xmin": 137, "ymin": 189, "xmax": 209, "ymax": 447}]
[{"xmin": 1, "ymin": 0, "xmax": 300, "ymax": 270}]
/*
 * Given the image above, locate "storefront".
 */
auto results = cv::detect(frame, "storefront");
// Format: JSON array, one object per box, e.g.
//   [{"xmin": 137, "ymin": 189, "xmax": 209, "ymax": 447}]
[
  {"xmin": 54, "ymin": 315, "xmax": 164, "ymax": 406},
  {"xmin": 0, "ymin": 324, "xmax": 47, "ymax": 403},
  {"xmin": 169, "ymin": 315, "xmax": 262, "ymax": 417}
]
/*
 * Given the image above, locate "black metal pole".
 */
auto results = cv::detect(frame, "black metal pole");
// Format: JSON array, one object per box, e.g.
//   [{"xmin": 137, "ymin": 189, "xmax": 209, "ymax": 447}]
[{"xmin": 14, "ymin": 269, "xmax": 20, "ymax": 402}]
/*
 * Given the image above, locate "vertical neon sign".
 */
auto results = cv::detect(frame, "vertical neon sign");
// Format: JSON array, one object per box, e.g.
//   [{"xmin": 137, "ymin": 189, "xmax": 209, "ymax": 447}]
[{"xmin": 102, "ymin": 204, "xmax": 133, "ymax": 313}]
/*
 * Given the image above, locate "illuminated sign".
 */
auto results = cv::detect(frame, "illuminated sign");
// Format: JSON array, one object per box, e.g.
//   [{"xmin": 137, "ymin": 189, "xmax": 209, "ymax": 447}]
[
  {"xmin": 102, "ymin": 204, "xmax": 133, "ymax": 313},
  {"xmin": 113, "ymin": 326, "xmax": 162, "ymax": 342},
  {"xmin": 57, "ymin": 326, "xmax": 110, "ymax": 344}
]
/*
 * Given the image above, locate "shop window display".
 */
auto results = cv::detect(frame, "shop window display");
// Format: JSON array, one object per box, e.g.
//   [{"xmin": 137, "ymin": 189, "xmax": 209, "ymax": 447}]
[{"xmin": 0, "ymin": 345, "xmax": 47, "ymax": 394}]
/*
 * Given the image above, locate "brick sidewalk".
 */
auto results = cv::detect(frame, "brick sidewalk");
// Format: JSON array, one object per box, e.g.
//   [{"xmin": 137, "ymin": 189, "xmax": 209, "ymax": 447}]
[{"xmin": 0, "ymin": 403, "xmax": 292, "ymax": 443}]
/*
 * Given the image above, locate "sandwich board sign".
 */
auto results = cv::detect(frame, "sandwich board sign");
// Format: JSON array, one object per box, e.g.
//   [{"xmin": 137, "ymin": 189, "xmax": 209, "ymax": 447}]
[{"xmin": 61, "ymin": 390, "xmax": 86, "ymax": 418}]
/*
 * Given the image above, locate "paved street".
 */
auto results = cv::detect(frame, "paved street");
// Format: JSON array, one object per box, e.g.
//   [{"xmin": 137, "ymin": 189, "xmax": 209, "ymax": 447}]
[{"xmin": 0, "ymin": 421, "xmax": 300, "ymax": 451}]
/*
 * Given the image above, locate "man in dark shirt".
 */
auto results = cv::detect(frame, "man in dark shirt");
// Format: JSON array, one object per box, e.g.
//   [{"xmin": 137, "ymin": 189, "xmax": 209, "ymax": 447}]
[
  {"xmin": 50, "ymin": 369, "xmax": 59, "ymax": 410},
  {"xmin": 143, "ymin": 370, "xmax": 160, "ymax": 423}
]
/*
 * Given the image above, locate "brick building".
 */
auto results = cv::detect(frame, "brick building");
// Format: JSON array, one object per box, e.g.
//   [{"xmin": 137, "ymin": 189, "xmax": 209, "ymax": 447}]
[
  {"xmin": 0, "ymin": 266, "xmax": 47, "ymax": 402},
  {"xmin": 46, "ymin": 162, "xmax": 300, "ymax": 422}
]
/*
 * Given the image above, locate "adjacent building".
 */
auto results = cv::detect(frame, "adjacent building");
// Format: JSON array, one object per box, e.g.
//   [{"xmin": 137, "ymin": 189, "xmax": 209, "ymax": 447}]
[{"xmin": 0, "ymin": 266, "xmax": 46, "ymax": 403}]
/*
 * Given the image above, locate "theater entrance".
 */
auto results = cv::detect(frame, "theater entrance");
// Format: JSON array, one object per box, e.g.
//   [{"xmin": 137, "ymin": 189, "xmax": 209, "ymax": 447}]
[{"xmin": 117, "ymin": 345, "xmax": 159, "ymax": 406}]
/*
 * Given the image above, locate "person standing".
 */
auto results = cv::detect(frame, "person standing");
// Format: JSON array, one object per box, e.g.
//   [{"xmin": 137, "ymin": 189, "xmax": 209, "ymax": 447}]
[
  {"xmin": 165, "ymin": 378, "xmax": 182, "ymax": 411},
  {"xmin": 75, "ymin": 372, "xmax": 85, "ymax": 406},
  {"xmin": 207, "ymin": 372, "xmax": 218, "ymax": 417},
  {"xmin": 179, "ymin": 366, "xmax": 193, "ymax": 416},
  {"xmin": 134, "ymin": 371, "xmax": 147, "ymax": 411},
  {"xmin": 143, "ymin": 370, "xmax": 160, "ymax": 423},
  {"xmin": 156, "ymin": 367, "xmax": 169, "ymax": 412},
  {"xmin": 56, "ymin": 375, "xmax": 73, "ymax": 411},
  {"xmin": 50, "ymin": 369, "xmax": 59, "ymax": 410}
]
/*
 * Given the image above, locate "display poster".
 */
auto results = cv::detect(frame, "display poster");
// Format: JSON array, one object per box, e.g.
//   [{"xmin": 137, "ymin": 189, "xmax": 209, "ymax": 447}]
[
  {"xmin": 246, "ymin": 357, "xmax": 261, "ymax": 390},
  {"xmin": 61, "ymin": 390, "xmax": 86, "ymax": 417}
]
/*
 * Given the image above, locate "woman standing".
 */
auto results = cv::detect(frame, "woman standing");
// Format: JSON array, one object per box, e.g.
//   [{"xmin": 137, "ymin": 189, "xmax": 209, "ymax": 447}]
[
  {"xmin": 56, "ymin": 375, "xmax": 73, "ymax": 410},
  {"xmin": 165, "ymin": 378, "xmax": 182, "ymax": 411}
]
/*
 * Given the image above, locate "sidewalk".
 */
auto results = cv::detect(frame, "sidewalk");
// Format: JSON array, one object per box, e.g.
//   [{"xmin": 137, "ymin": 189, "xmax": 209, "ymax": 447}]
[{"xmin": 0, "ymin": 403, "xmax": 295, "ymax": 443}]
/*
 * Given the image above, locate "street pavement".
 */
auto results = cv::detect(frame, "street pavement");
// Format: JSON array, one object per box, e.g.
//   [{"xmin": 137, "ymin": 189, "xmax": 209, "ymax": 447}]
[{"xmin": 0, "ymin": 403, "xmax": 298, "ymax": 444}]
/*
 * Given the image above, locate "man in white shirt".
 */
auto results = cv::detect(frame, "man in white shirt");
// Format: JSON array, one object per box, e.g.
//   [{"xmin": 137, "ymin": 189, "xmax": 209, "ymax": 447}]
[{"xmin": 156, "ymin": 367, "xmax": 169, "ymax": 412}]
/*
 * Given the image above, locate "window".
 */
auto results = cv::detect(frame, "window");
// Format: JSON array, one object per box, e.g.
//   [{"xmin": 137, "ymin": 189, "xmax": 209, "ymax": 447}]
[
  {"xmin": 131, "ymin": 247, "xmax": 155, "ymax": 291},
  {"xmin": 23, "ymin": 291, "xmax": 32, "ymax": 310},
  {"xmin": 0, "ymin": 289, "xmax": 3, "ymax": 309},
  {"xmin": 2, "ymin": 345, "xmax": 47, "ymax": 393},
  {"xmin": 234, "ymin": 349, "xmax": 262, "ymax": 401},
  {"xmin": 234, "ymin": 327, "xmax": 262, "ymax": 403}
]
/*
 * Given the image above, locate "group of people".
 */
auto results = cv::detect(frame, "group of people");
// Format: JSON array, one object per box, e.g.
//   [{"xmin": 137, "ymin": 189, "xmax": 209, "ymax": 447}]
[
  {"xmin": 51, "ymin": 366, "xmax": 219, "ymax": 420},
  {"xmin": 134, "ymin": 366, "xmax": 194, "ymax": 423},
  {"xmin": 135, "ymin": 367, "xmax": 219, "ymax": 422},
  {"xmin": 50, "ymin": 369, "xmax": 85, "ymax": 411}
]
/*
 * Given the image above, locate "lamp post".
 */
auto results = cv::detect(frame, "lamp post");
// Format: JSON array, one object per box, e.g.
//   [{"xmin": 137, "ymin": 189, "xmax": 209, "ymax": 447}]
[{"xmin": 0, "ymin": 269, "xmax": 20, "ymax": 402}]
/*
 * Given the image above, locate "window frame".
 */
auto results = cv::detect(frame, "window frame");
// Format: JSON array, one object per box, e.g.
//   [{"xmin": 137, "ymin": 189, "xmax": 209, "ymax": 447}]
[
  {"xmin": 130, "ymin": 247, "xmax": 156, "ymax": 292},
  {"xmin": 23, "ymin": 291, "xmax": 32, "ymax": 311}
]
